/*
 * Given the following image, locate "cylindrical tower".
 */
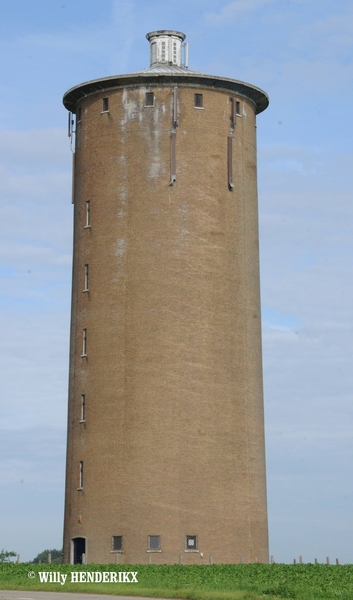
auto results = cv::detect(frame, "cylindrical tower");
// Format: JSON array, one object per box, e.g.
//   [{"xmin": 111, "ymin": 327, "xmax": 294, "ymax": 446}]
[{"xmin": 63, "ymin": 30, "xmax": 269, "ymax": 565}]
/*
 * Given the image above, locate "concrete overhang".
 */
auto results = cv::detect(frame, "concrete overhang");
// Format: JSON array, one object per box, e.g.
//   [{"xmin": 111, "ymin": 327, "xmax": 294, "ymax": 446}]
[{"xmin": 63, "ymin": 71, "xmax": 269, "ymax": 115}]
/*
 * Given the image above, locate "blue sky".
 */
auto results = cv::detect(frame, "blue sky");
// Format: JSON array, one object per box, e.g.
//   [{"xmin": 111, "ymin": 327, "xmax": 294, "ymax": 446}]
[{"xmin": 0, "ymin": 0, "xmax": 352, "ymax": 564}]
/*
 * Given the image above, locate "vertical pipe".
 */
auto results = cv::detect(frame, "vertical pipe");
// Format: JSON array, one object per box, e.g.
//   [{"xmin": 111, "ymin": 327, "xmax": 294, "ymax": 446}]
[
  {"xmin": 71, "ymin": 152, "xmax": 75, "ymax": 204},
  {"xmin": 232, "ymin": 98, "xmax": 237, "ymax": 127},
  {"xmin": 228, "ymin": 136, "xmax": 234, "ymax": 190},
  {"xmin": 170, "ymin": 132, "xmax": 176, "ymax": 185},
  {"xmin": 173, "ymin": 87, "xmax": 178, "ymax": 127}
]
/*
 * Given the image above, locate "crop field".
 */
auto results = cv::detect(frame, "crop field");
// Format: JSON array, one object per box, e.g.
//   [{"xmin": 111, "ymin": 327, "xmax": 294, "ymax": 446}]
[{"xmin": 1, "ymin": 562, "xmax": 353, "ymax": 600}]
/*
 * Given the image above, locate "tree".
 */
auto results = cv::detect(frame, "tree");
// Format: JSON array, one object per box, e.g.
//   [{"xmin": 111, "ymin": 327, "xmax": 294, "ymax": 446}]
[
  {"xmin": 32, "ymin": 548, "xmax": 62, "ymax": 564},
  {"xmin": 0, "ymin": 549, "xmax": 17, "ymax": 562}
]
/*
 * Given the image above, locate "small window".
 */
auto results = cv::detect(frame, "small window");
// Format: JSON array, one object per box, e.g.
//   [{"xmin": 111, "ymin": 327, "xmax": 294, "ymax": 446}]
[
  {"xmin": 85, "ymin": 201, "xmax": 90, "ymax": 228},
  {"xmin": 112, "ymin": 536, "xmax": 123, "ymax": 552},
  {"xmin": 186, "ymin": 535, "xmax": 198, "ymax": 551},
  {"xmin": 84, "ymin": 264, "xmax": 89, "ymax": 292},
  {"xmin": 236, "ymin": 100, "xmax": 241, "ymax": 115},
  {"xmin": 161, "ymin": 41, "xmax": 166, "ymax": 62},
  {"xmin": 151, "ymin": 42, "xmax": 157, "ymax": 64},
  {"xmin": 79, "ymin": 461, "xmax": 83, "ymax": 489},
  {"xmin": 80, "ymin": 394, "xmax": 85, "ymax": 422},
  {"xmin": 194, "ymin": 94, "xmax": 203, "ymax": 108},
  {"xmin": 77, "ymin": 107, "xmax": 82, "ymax": 122},
  {"xmin": 172, "ymin": 41, "xmax": 177, "ymax": 64},
  {"xmin": 145, "ymin": 92, "xmax": 154, "ymax": 107},
  {"xmin": 102, "ymin": 97, "xmax": 109, "ymax": 112},
  {"xmin": 82, "ymin": 328, "xmax": 87, "ymax": 357},
  {"xmin": 148, "ymin": 535, "xmax": 161, "ymax": 551}
]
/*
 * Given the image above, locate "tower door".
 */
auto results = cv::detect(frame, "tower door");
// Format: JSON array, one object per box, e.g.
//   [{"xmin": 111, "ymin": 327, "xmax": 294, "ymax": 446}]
[{"xmin": 73, "ymin": 537, "xmax": 86, "ymax": 564}]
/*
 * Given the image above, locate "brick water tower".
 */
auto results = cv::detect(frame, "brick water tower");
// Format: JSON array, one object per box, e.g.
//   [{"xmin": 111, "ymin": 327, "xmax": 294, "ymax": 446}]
[{"xmin": 62, "ymin": 30, "xmax": 269, "ymax": 565}]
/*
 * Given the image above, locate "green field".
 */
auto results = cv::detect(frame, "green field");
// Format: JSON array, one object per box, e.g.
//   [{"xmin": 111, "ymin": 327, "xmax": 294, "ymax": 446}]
[{"xmin": 1, "ymin": 562, "xmax": 353, "ymax": 600}]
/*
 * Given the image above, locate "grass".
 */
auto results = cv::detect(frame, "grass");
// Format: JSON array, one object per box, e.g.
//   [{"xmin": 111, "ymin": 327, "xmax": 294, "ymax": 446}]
[{"xmin": 1, "ymin": 562, "xmax": 353, "ymax": 600}]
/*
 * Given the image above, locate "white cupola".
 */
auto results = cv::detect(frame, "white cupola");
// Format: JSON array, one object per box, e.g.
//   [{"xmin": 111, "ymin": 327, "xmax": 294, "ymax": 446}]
[{"xmin": 146, "ymin": 30, "xmax": 188, "ymax": 68}]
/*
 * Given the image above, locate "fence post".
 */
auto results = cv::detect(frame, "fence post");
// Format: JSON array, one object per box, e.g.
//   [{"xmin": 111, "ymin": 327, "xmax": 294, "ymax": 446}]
[
  {"xmin": 179, "ymin": 555, "xmax": 182, "ymax": 564},
  {"xmin": 336, "ymin": 558, "xmax": 339, "ymax": 565},
  {"xmin": 148, "ymin": 554, "xmax": 152, "ymax": 565},
  {"xmin": 299, "ymin": 555, "xmax": 302, "ymax": 564},
  {"xmin": 271, "ymin": 555, "xmax": 274, "ymax": 564},
  {"xmin": 16, "ymin": 555, "xmax": 20, "ymax": 564},
  {"xmin": 326, "ymin": 557, "xmax": 330, "ymax": 565},
  {"xmin": 209, "ymin": 555, "xmax": 213, "ymax": 565},
  {"xmin": 48, "ymin": 553, "xmax": 51, "ymax": 564},
  {"xmin": 315, "ymin": 558, "xmax": 318, "ymax": 565},
  {"xmin": 293, "ymin": 559, "xmax": 296, "ymax": 564}
]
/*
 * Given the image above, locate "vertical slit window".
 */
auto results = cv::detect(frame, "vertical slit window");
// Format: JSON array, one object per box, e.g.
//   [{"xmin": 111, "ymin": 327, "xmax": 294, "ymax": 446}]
[
  {"xmin": 77, "ymin": 107, "xmax": 82, "ymax": 123},
  {"xmin": 228, "ymin": 136, "xmax": 234, "ymax": 190},
  {"xmin": 194, "ymin": 94, "xmax": 203, "ymax": 108},
  {"xmin": 85, "ymin": 201, "xmax": 90, "ymax": 227},
  {"xmin": 236, "ymin": 100, "xmax": 241, "ymax": 115},
  {"xmin": 173, "ymin": 41, "xmax": 177, "ymax": 64},
  {"xmin": 102, "ymin": 97, "xmax": 109, "ymax": 112},
  {"xmin": 82, "ymin": 328, "xmax": 87, "ymax": 357},
  {"xmin": 145, "ymin": 92, "xmax": 154, "ymax": 107},
  {"xmin": 161, "ymin": 41, "xmax": 166, "ymax": 62},
  {"xmin": 79, "ymin": 461, "xmax": 83, "ymax": 489},
  {"xmin": 151, "ymin": 42, "xmax": 156, "ymax": 64},
  {"xmin": 170, "ymin": 132, "xmax": 176, "ymax": 185},
  {"xmin": 80, "ymin": 395, "xmax": 85, "ymax": 422},
  {"xmin": 84, "ymin": 264, "xmax": 89, "ymax": 292}
]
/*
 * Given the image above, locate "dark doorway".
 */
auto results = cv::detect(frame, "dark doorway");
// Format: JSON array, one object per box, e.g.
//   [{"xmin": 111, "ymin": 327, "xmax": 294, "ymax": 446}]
[{"xmin": 73, "ymin": 537, "xmax": 86, "ymax": 564}]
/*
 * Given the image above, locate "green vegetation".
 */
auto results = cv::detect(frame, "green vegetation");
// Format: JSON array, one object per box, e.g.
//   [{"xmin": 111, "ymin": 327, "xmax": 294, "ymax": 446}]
[
  {"xmin": 31, "ymin": 548, "xmax": 63, "ymax": 564},
  {"xmin": 0, "ymin": 549, "xmax": 17, "ymax": 563},
  {"xmin": 1, "ymin": 562, "xmax": 353, "ymax": 600}
]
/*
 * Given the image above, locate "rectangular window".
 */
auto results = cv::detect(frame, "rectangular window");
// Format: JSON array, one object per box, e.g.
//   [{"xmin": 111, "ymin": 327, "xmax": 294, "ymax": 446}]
[
  {"xmin": 145, "ymin": 92, "xmax": 154, "ymax": 107},
  {"xmin": 84, "ymin": 264, "xmax": 89, "ymax": 292},
  {"xmin": 186, "ymin": 535, "xmax": 198, "ymax": 551},
  {"xmin": 77, "ymin": 107, "xmax": 82, "ymax": 122},
  {"xmin": 85, "ymin": 201, "xmax": 90, "ymax": 228},
  {"xmin": 112, "ymin": 536, "xmax": 123, "ymax": 552},
  {"xmin": 151, "ymin": 42, "xmax": 157, "ymax": 64},
  {"xmin": 79, "ymin": 461, "xmax": 83, "ymax": 489},
  {"xmin": 172, "ymin": 41, "xmax": 177, "ymax": 64},
  {"xmin": 82, "ymin": 328, "xmax": 87, "ymax": 357},
  {"xmin": 102, "ymin": 97, "xmax": 109, "ymax": 112},
  {"xmin": 194, "ymin": 94, "xmax": 203, "ymax": 108},
  {"xmin": 80, "ymin": 394, "xmax": 85, "ymax": 422},
  {"xmin": 148, "ymin": 535, "xmax": 161, "ymax": 551},
  {"xmin": 236, "ymin": 100, "xmax": 241, "ymax": 115},
  {"xmin": 161, "ymin": 41, "xmax": 166, "ymax": 62}
]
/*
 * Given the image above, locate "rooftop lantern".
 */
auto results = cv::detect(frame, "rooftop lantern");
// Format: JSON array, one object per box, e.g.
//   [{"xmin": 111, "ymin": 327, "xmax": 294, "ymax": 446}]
[{"xmin": 146, "ymin": 30, "xmax": 188, "ymax": 68}]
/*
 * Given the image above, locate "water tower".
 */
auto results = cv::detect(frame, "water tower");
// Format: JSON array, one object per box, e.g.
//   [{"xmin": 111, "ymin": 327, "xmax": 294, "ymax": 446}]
[{"xmin": 63, "ymin": 30, "xmax": 269, "ymax": 565}]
